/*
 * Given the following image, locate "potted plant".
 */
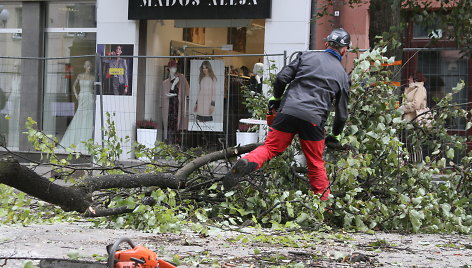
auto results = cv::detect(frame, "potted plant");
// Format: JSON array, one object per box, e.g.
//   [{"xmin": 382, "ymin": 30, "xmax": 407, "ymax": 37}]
[
  {"xmin": 236, "ymin": 122, "xmax": 259, "ymax": 146},
  {"xmin": 136, "ymin": 119, "xmax": 158, "ymax": 150}
]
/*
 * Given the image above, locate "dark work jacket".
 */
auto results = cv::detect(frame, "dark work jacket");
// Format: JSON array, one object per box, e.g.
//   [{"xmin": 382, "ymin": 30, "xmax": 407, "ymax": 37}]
[{"xmin": 273, "ymin": 51, "xmax": 349, "ymax": 135}]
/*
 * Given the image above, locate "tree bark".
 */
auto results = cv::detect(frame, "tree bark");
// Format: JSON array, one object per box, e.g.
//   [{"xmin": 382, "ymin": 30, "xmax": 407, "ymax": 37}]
[
  {"xmin": 82, "ymin": 173, "xmax": 180, "ymax": 192},
  {"xmin": 0, "ymin": 156, "xmax": 90, "ymax": 212},
  {"xmin": 175, "ymin": 142, "xmax": 260, "ymax": 181},
  {"xmin": 368, "ymin": 0, "xmax": 402, "ymax": 58}
]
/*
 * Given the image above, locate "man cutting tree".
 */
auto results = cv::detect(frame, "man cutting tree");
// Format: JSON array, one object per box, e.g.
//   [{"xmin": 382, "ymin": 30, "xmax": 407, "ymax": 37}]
[{"xmin": 223, "ymin": 28, "xmax": 351, "ymax": 200}]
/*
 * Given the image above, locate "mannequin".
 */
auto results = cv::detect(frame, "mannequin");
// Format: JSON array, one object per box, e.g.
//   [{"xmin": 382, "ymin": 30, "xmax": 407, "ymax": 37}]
[
  {"xmin": 60, "ymin": 60, "xmax": 95, "ymax": 151},
  {"xmin": 160, "ymin": 60, "xmax": 190, "ymax": 144},
  {"xmin": 7, "ymin": 65, "xmax": 21, "ymax": 148},
  {"xmin": 249, "ymin": 62, "xmax": 264, "ymax": 94}
]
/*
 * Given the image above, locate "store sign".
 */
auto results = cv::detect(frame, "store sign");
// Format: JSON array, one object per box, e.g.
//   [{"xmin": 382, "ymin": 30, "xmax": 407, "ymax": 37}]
[{"xmin": 128, "ymin": 0, "xmax": 271, "ymax": 20}]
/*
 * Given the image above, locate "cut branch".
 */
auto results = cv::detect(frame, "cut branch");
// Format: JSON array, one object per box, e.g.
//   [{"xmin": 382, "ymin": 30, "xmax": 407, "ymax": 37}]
[
  {"xmin": 175, "ymin": 143, "xmax": 261, "ymax": 181},
  {"xmin": 82, "ymin": 173, "xmax": 180, "ymax": 191}
]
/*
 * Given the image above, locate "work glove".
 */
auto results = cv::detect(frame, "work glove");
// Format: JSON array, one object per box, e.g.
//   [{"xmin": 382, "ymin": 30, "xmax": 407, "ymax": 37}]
[
  {"xmin": 268, "ymin": 96, "xmax": 281, "ymax": 111},
  {"xmin": 325, "ymin": 134, "xmax": 353, "ymax": 151},
  {"xmin": 325, "ymin": 134, "xmax": 344, "ymax": 150},
  {"xmin": 325, "ymin": 134, "xmax": 340, "ymax": 144}
]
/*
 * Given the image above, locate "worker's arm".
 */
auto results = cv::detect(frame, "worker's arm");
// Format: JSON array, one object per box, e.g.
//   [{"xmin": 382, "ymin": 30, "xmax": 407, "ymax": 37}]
[
  {"xmin": 273, "ymin": 53, "xmax": 302, "ymax": 98},
  {"xmin": 332, "ymin": 82, "xmax": 349, "ymax": 136}
]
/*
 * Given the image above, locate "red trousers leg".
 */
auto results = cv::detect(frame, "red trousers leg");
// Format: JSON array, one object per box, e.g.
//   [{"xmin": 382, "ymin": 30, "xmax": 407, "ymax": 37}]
[
  {"xmin": 300, "ymin": 139, "xmax": 330, "ymax": 200},
  {"xmin": 243, "ymin": 128, "xmax": 295, "ymax": 169}
]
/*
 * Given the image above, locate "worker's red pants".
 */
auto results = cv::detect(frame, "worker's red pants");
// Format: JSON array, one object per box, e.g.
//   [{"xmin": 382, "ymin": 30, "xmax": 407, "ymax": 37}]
[{"xmin": 243, "ymin": 113, "xmax": 330, "ymax": 200}]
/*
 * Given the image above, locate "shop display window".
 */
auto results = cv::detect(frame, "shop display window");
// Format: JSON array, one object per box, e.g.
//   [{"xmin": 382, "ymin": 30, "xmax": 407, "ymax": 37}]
[
  {"xmin": 417, "ymin": 50, "xmax": 469, "ymax": 130},
  {"xmin": 0, "ymin": 3, "xmax": 22, "ymax": 150},
  {"xmin": 43, "ymin": 2, "xmax": 97, "ymax": 152},
  {"xmin": 145, "ymin": 19, "xmax": 267, "ymax": 149}
]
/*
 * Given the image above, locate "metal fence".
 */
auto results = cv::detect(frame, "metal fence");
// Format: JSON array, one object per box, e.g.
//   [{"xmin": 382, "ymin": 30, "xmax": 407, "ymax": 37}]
[
  {"xmin": 95, "ymin": 53, "xmax": 287, "ymax": 158},
  {"xmin": 0, "ymin": 53, "xmax": 287, "ymax": 158},
  {"xmin": 1, "ymin": 48, "xmax": 469, "ymax": 162}
]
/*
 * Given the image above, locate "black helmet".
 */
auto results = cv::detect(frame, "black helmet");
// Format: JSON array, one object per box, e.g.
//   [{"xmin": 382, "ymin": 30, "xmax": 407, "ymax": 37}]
[{"xmin": 326, "ymin": 28, "xmax": 351, "ymax": 48}]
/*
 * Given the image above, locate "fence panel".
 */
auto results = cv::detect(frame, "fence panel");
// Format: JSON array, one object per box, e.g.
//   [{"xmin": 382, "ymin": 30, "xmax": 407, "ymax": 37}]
[
  {"xmin": 95, "ymin": 53, "xmax": 285, "ymax": 155},
  {"xmin": 2, "ymin": 49, "xmax": 469, "ymax": 163}
]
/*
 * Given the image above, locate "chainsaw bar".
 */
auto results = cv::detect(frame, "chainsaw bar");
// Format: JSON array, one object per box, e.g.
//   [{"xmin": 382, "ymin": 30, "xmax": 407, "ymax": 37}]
[{"xmin": 39, "ymin": 258, "xmax": 106, "ymax": 268}]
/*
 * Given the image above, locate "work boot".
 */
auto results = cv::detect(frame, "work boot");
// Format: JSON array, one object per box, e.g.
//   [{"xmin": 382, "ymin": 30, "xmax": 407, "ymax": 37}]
[{"xmin": 223, "ymin": 158, "xmax": 257, "ymax": 189}]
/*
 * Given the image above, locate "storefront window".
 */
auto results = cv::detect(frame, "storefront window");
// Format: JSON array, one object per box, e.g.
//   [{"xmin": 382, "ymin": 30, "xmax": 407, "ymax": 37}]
[
  {"xmin": 146, "ymin": 19, "xmax": 267, "ymax": 149},
  {"xmin": 47, "ymin": 3, "xmax": 96, "ymax": 28},
  {"xmin": 43, "ymin": 3, "xmax": 97, "ymax": 152},
  {"xmin": 417, "ymin": 50, "xmax": 469, "ymax": 130},
  {"xmin": 0, "ymin": 3, "xmax": 22, "ymax": 150},
  {"xmin": 413, "ymin": 23, "xmax": 443, "ymax": 39}
]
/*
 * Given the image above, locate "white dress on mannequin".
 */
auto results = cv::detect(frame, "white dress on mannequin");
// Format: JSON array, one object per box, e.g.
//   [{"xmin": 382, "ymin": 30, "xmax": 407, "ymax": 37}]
[
  {"xmin": 7, "ymin": 76, "xmax": 21, "ymax": 149},
  {"xmin": 60, "ymin": 79, "xmax": 95, "ymax": 151}
]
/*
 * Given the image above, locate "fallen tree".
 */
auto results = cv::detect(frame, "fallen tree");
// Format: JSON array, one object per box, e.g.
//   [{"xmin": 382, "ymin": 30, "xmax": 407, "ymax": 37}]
[
  {"xmin": 0, "ymin": 143, "xmax": 260, "ymax": 217},
  {"xmin": 0, "ymin": 46, "xmax": 470, "ymax": 233}
]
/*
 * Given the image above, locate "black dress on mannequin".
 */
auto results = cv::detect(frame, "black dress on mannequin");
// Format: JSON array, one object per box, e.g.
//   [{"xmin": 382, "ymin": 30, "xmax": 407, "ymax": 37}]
[
  {"xmin": 167, "ymin": 78, "xmax": 179, "ymax": 144},
  {"xmin": 249, "ymin": 75, "xmax": 262, "ymax": 94}
]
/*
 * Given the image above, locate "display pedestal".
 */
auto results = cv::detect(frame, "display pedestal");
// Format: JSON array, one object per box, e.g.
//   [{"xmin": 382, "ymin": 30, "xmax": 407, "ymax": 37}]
[
  {"xmin": 236, "ymin": 131, "xmax": 258, "ymax": 146},
  {"xmin": 236, "ymin": 132, "xmax": 258, "ymax": 158},
  {"xmin": 136, "ymin": 128, "xmax": 157, "ymax": 160}
]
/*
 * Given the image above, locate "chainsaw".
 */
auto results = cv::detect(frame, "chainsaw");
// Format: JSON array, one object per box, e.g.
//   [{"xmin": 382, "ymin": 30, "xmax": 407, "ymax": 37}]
[
  {"xmin": 37, "ymin": 237, "xmax": 177, "ymax": 268},
  {"xmin": 107, "ymin": 237, "xmax": 177, "ymax": 268}
]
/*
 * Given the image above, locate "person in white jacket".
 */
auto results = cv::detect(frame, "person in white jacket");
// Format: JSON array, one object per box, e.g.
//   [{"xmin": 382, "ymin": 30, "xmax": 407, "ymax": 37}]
[
  {"xmin": 401, "ymin": 72, "xmax": 428, "ymax": 122},
  {"xmin": 400, "ymin": 72, "xmax": 429, "ymax": 162}
]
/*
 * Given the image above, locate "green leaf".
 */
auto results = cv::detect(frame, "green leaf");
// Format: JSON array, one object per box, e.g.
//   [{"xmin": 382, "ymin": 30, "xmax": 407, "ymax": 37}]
[
  {"xmin": 409, "ymin": 210, "xmax": 425, "ymax": 233},
  {"xmin": 67, "ymin": 252, "xmax": 81, "ymax": 260},
  {"xmin": 296, "ymin": 213, "xmax": 309, "ymax": 224},
  {"xmin": 399, "ymin": 194, "xmax": 410, "ymax": 204},
  {"xmin": 466, "ymin": 122, "xmax": 472, "ymax": 130},
  {"xmin": 224, "ymin": 191, "xmax": 235, "ymax": 197},
  {"xmin": 22, "ymin": 261, "xmax": 35, "ymax": 268},
  {"xmin": 209, "ymin": 183, "xmax": 218, "ymax": 190},
  {"xmin": 359, "ymin": 60, "xmax": 370, "ymax": 71},
  {"xmin": 446, "ymin": 148, "xmax": 455, "ymax": 159},
  {"xmin": 441, "ymin": 203, "xmax": 451, "ymax": 217},
  {"xmin": 286, "ymin": 202, "xmax": 294, "ymax": 218}
]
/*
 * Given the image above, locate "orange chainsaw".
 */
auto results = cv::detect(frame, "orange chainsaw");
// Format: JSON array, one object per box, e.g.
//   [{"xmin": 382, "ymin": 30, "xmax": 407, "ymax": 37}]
[
  {"xmin": 107, "ymin": 237, "xmax": 177, "ymax": 268},
  {"xmin": 37, "ymin": 237, "xmax": 178, "ymax": 268}
]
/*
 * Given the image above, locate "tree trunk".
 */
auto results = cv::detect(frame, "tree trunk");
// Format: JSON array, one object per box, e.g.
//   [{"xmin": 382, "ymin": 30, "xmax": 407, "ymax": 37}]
[
  {"xmin": 368, "ymin": 0, "xmax": 402, "ymax": 59},
  {"xmin": 369, "ymin": 0, "xmax": 403, "ymax": 87},
  {"xmin": 0, "ymin": 156, "xmax": 90, "ymax": 212}
]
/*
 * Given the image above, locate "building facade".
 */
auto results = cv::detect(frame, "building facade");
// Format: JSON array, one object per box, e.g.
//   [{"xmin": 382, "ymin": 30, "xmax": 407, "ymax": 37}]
[{"xmin": 1, "ymin": 0, "xmax": 369, "ymax": 158}]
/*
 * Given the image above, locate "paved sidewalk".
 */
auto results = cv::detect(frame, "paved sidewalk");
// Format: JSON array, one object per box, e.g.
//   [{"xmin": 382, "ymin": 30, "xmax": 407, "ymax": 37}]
[{"xmin": 0, "ymin": 222, "xmax": 471, "ymax": 267}]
